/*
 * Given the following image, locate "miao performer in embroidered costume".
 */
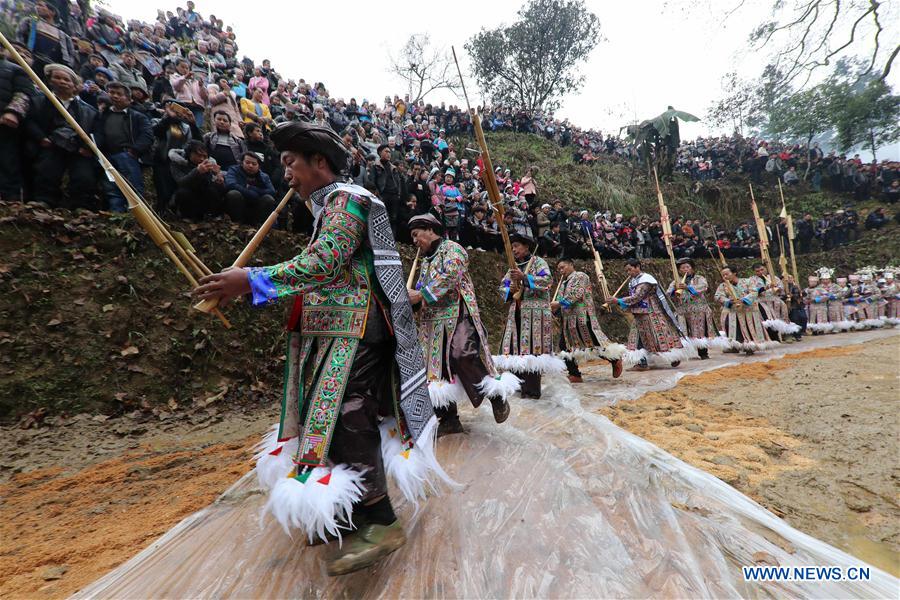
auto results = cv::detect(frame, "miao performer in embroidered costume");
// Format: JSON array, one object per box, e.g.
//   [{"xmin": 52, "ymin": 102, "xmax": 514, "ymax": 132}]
[
  {"xmin": 495, "ymin": 233, "xmax": 565, "ymax": 399},
  {"xmin": 883, "ymin": 270, "xmax": 900, "ymax": 324},
  {"xmin": 852, "ymin": 269, "xmax": 884, "ymax": 329},
  {"xmin": 550, "ymin": 258, "xmax": 625, "ymax": 382},
  {"xmin": 819, "ymin": 268, "xmax": 848, "ymax": 330},
  {"xmin": 749, "ymin": 262, "xmax": 801, "ymax": 339},
  {"xmin": 193, "ymin": 121, "xmax": 451, "ymax": 576},
  {"xmin": 804, "ymin": 274, "xmax": 833, "ymax": 334},
  {"xmin": 406, "ymin": 213, "xmax": 519, "ymax": 437},
  {"xmin": 714, "ymin": 265, "xmax": 778, "ymax": 354},
  {"xmin": 609, "ymin": 259, "xmax": 691, "ymax": 371},
  {"xmin": 666, "ymin": 258, "xmax": 722, "ymax": 359}
]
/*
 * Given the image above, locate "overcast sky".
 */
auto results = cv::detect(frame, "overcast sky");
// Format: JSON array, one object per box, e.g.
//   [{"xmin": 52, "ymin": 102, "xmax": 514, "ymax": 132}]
[{"xmin": 105, "ymin": 0, "xmax": 898, "ymax": 157}]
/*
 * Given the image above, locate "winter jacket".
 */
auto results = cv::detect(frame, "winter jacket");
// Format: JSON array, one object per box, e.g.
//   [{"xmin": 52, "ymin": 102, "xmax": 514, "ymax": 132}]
[
  {"xmin": 168, "ymin": 148, "xmax": 223, "ymax": 193},
  {"xmin": 170, "ymin": 73, "xmax": 208, "ymax": 107},
  {"xmin": 94, "ymin": 107, "xmax": 154, "ymax": 162},
  {"xmin": 110, "ymin": 62, "xmax": 144, "ymax": 88},
  {"xmin": 224, "ymin": 164, "xmax": 275, "ymax": 199},
  {"xmin": 208, "ymin": 91, "xmax": 243, "ymax": 137},
  {"xmin": 24, "ymin": 95, "xmax": 97, "ymax": 155},
  {"xmin": 152, "ymin": 116, "xmax": 199, "ymax": 163},
  {"xmin": 0, "ymin": 58, "xmax": 32, "ymax": 120},
  {"xmin": 202, "ymin": 131, "xmax": 246, "ymax": 165}
]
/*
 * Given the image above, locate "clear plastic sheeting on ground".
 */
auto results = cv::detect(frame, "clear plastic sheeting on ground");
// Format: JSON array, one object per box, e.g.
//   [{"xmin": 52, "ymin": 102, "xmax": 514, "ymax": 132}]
[{"xmin": 73, "ymin": 331, "xmax": 899, "ymax": 599}]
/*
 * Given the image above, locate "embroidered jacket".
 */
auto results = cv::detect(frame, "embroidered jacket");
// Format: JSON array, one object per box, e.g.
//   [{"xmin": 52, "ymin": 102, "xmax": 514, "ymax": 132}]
[
  {"xmin": 714, "ymin": 278, "xmax": 759, "ymax": 313},
  {"xmin": 666, "ymin": 274, "xmax": 712, "ymax": 312},
  {"xmin": 749, "ymin": 275, "xmax": 785, "ymax": 302},
  {"xmin": 555, "ymin": 270, "xmax": 610, "ymax": 350},
  {"xmin": 248, "ymin": 189, "xmax": 375, "ymax": 338},
  {"xmin": 415, "ymin": 239, "xmax": 495, "ymax": 380},
  {"xmin": 499, "ymin": 255, "xmax": 554, "ymax": 356}
]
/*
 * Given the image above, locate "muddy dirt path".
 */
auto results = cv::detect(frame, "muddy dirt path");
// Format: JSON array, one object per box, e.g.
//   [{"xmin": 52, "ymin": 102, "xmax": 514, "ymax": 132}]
[{"xmin": 599, "ymin": 337, "xmax": 900, "ymax": 576}]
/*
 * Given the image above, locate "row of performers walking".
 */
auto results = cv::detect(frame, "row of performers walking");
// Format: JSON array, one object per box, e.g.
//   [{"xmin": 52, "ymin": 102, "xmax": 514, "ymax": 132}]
[
  {"xmin": 196, "ymin": 125, "xmax": 893, "ymax": 576},
  {"xmin": 401, "ymin": 214, "xmax": 899, "ymax": 438},
  {"xmin": 804, "ymin": 266, "xmax": 900, "ymax": 333},
  {"xmin": 247, "ymin": 209, "xmax": 896, "ymax": 572}
]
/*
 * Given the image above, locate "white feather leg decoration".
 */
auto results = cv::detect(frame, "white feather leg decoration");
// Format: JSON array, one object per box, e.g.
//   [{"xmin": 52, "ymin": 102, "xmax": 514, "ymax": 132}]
[
  {"xmin": 427, "ymin": 379, "xmax": 468, "ymax": 408},
  {"xmin": 707, "ymin": 335, "xmax": 733, "ymax": 351},
  {"xmin": 762, "ymin": 319, "xmax": 801, "ymax": 334},
  {"xmin": 599, "ymin": 342, "xmax": 627, "ymax": 362},
  {"xmin": 379, "ymin": 415, "xmax": 459, "ymax": 510},
  {"xmin": 491, "ymin": 353, "xmax": 567, "ymax": 374},
  {"xmin": 265, "ymin": 464, "xmax": 366, "ymax": 544},
  {"xmin": 254, "ymin": 424, "xmax": 300, "ymax": 491},
  {"xmin": 684, "ymin": 337, "xmax": 710, "ymax": 350},
  {"xmin": 806, "ymin": 322, "xmax": 834, "ymax": 333},
  {"xmin": 476, "ymin": 372, "xmax": 521, "ymax": 401},
  {"xmin": 557, "ymin": 343, "xmax": 626, "ymax": 363},
  {"xmin": 645, "ymin": 345, "xmax": 694, "ymax": 367},
  {"xmin": 827, "ymin": 320, "xmax": 856, "ymax": 332},
  {"xmin": 622, "ymin": 349, "xmax": 648, "ymax": 368},
  {"xmin": 861, "ymin": 318, "xmax": 885, "ymax": 329}
]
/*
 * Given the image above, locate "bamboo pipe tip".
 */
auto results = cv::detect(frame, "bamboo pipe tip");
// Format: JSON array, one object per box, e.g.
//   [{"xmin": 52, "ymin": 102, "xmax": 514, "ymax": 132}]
[
  {"xmin": 193, "ymin": 297, "xmax": 220, "ymax": 314},
  {"xmin": 213, "ymin": 308, "xmax": 232, "ymax": 329}
]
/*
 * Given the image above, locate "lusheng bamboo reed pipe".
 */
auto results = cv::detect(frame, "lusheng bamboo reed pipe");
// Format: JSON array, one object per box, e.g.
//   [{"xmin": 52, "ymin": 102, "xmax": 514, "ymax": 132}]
[
  {"xmin": 0, "ymin": 31, "xmax": 230, "ymax": 328},
  {"xmin": 406, "ymin": 248, "xmax": 421, "ymax": 289},
  {"xmin": 193, "ymin": 189, "xmax": 295, "ymax": 314},
  {"xmin": 452, "ymin": 45, "xmax": 516, "ymax": 270}
]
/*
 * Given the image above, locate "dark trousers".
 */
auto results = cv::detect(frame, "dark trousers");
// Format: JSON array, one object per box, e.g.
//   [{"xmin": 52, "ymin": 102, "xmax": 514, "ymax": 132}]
[
  {"xmin": 0, "ymin": 127, "xmax": 22, "ymax": 200},
  {"xmin": 152, "ymin": 162, "xmax": 177, "ymax": 212},
  {"xmin": 173, "ymin": 185, "xmax": 223, "ymax": 220},
  {"xmin": 520, "ymin": 372, "xmax": 542, "ymax": 398},
  {"xmin": 558, "ymin": 334, "xmax": 581, "ymax": 377},
  {"xmin": 33, "ymin": 147, "xmax": 98, "ymax": 209},
  {"xmin": 325, "ymin": 303, "xmax": 394, "ymax": 503},
  {"xmin": 224, "ymin": 189, "xmax": 276, "ymax": 225},
  {"xmin": 436, "ymin": 314, "xmax": 492, "ymax": 423},
  {"xmin": 789, "ymin": 306, "xmax": 807, "ymax": 339}
]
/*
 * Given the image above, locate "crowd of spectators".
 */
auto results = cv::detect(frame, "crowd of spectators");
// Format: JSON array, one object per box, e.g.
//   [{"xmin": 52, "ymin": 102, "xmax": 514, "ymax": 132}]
[
  {"xmin": 0, "ymin": 0, "xmax": 895, "ymax": 255},
  {"xmin": 677, "ymin": 135, "xmax": 900, "ymax": 203}
]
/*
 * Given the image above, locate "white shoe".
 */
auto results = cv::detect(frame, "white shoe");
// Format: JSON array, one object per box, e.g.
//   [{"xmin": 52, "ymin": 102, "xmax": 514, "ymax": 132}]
[
  {"xmin": 466, "ymin": 246, "xmax": 474, "ymax": 250},
  {"xmin": 476, "ymin": 247, "xmax": 486, "ymax": 252}
]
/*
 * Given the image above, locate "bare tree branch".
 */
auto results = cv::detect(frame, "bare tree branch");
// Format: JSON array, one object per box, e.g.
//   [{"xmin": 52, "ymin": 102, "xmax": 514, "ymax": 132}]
[
  {"xmin": 387, "ymin": 34, "xmax": 461, "ymax": 104},
  {"xmin": 751, "ymin": 0, "xmax": 897, "ymax": 91}
]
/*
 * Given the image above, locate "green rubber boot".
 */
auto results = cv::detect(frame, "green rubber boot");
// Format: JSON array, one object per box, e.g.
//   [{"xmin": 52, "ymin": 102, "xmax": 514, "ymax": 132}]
[{"xmin": 326, "ymin": 521, "xmax": 407, "ymax": 576}]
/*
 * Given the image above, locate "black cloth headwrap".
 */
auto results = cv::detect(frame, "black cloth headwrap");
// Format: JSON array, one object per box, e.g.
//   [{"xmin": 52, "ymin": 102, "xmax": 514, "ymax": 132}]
[
  {"xmin": 408, "ymin": 213, "xmax": 444, "ymax": 234},
  {"xmin": 510, "ymin": 232, "xmax": 536, "ymax": 249},
  {"xmin": 270, "ymin": 121, "xmax": 349, "ymax": 172}
]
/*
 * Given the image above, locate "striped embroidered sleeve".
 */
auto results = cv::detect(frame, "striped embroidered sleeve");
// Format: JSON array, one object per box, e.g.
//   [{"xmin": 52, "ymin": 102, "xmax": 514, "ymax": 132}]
[
  {"xmin": 560, "ymin": 273, "xmax": 586, "ymax": 308},
  {"xmin": 247, "ymin": 191, "xmax": 369, "ymax": 304},
  {"xmin": 620, "ymin": 282, "xmax": 652, "ymax": 307},
  {"xmin": 528, "ymin": 258, "xmax": 552, "ymax": 292},
  {"xmin": 499, "ymin": 269, "xmax": 514, "ymax": 302},
  {"xmin": 421, "ymin": 250, "xmax": 465, "ymax": 305}
]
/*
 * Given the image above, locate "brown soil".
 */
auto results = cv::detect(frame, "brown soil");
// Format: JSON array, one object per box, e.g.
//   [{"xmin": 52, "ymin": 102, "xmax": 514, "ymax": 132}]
[
  {"xmin": 0, "ymin": 408, "xmax": 276, "ymax": 599},
  {"xmin": 600, "ymin": 337, "xmax": 900, "ymax": 576}
]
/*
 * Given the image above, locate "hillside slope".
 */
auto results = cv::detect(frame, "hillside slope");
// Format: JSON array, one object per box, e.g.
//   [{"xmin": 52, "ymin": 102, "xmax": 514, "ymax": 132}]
[
  {"xmin": 2, "ymin": 200, "xmax": 896, "ymax": 421},
  {"xmin": 476, "ymin": 132, "xmax": 888, "ymax": 228}
]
